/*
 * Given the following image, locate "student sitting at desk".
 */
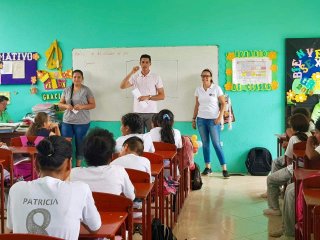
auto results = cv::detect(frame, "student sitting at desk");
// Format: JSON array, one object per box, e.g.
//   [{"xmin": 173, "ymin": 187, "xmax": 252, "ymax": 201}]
[
  {"xmin": 264, "ymin": 113, "xmax": 311, "ymax": 216},
  {"xmin": 111, "ymin": 136, "xmax": 152, "ymax": 181},
  {"xmin": 26, "ymin": 112, "xmax": 61, "ymax": 137},
  {"xmin": 7, "ymin": 136, "xmax": 101, "ymax": 240},
  {"xmin": 0, "ymin": 95, "xmax": 12, "ymax": 123},
  {"xmin": 70, "ymin": 128, "xmax": 135, "ymax": 201},
  {"xmin": 115, "ymin": 113, "xmax": 155, "ymax": 153}
]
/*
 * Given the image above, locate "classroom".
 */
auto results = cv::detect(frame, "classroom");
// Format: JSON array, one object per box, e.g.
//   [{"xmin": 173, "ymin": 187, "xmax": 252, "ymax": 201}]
[{"xmin": 1, "ymin": 0, "xmax": 320, "ymax": 239}]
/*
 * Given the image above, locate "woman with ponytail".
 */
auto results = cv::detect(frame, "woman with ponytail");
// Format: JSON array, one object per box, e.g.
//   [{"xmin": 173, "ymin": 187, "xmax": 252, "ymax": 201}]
[
  {"xmin": 26, "ymin": 112, "xmax": 60, "ymax": 137},
  {"xmin": 6, "ymin": 136, "xmax": 101, "ymax": 239},
  {"xmin": 149, "ymin": 109, "xmax": 182, "ymax": 148},
  {"xmin": 58, "ymin": 70, "xmax": 96, "ymax": 167}
]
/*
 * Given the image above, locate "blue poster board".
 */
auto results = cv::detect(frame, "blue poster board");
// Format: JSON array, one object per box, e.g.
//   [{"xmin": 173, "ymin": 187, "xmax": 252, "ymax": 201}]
[{"xmin": 0, "ymin": 52, "xmax": 38, "ymax": 85}]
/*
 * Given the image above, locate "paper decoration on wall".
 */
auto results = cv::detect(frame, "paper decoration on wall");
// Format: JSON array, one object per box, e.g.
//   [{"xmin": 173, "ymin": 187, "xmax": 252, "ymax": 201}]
[
  {"xmin": 37, "ymin": 70, "xmax": 71, "ymax": 90},
  {"xmin": 286, "ymin": 38, "xmax": 320, "ymax": 104},
  {"xmin": 0, "ymin": 52, "xmax": 39, "ymax": 85},
  {"xmin": 0, "ymin": 92, "xmax": 10, "ymax": 104},
  {"xmin": 224, "ymin": 50, "xmax": 278, "ymax": 92},
  {"xmin": 45, "ymin": 40, "xmax": 62, "ymax": 71},
  {"xmin": 42, "ymin": 91, "xmax": 62, "ymax": 101}
]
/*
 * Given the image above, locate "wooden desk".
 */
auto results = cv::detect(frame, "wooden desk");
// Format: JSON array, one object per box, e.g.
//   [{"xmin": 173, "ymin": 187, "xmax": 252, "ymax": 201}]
[
  {"xmin": 151, "ymin": 163, "xmax": 164, "ymax": 222},
  {"xmin": 79, "ymin": 211, "xmax": 128, "ymax": 240},
  {"xmin": 303, "ymin": 189, "xmax": 320, "ymax": 240},
  {"xmin": 9, "ymin": 146, "xmax": 37, "ymax": 180},
  {"xmin": 294, "ymin": 169, "xmax": 320, "ymax": 239},
  {"xmin": 0, "ymin": 132, "xmax": 24, "ymax": 146},
  {"xmin": 133, "ymin": 182, "xmax": 154, "ymax": 240},
  {"xmin": 155, "ymin": 150, "xmax": 177, "ymax": 178}
]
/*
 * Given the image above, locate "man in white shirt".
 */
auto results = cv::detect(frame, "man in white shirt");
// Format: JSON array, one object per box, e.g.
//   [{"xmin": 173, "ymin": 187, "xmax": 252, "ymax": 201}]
[
  {"xmin": 120, "ymin": 54, "xmax": 165, "ymax": 132},
  {"xmin": 70, "ymin": 128, "xmax": 135, "ymax": 201},
  {"xmin": 112, "ymin": 136, "xmax": 152, "ymax": 181}
]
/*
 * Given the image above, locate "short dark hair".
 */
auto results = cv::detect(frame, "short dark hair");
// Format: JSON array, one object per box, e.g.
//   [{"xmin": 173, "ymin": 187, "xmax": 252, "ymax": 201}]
[
  {"xmin": 140, "ymin": 54, "xmax": 151, "ymax": 62},
  {"xmin": 36, "ymin": 136, "xmax": 72, "ymax": 171},
  {"xmin": 152, "ymin": 113, "xmax": 159, "ymax": 127},
  {"xmin": 289, "ymin": 113, "xmax": 309, "ymax": 133},
  {"xmin": 121, "ymin": 113, "xmax": 143, "ymax": 134},
  {"xmin": 292, "ymin": 107, "xmax": 310, "ymax": 119},
  {"xmin": 0, "ymin": 95, "xmax": 9, "ymax": 103},
  {"xmin": 123, "ymin": 136, "xmax": 144, "ymax": 156},
  {"xmin": 83, "ymin": 128, "xmax": 116, "ymax": 166}
]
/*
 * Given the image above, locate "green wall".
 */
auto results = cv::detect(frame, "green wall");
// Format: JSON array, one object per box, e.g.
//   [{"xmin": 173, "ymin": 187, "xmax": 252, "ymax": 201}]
[{"xmin": 1, "ymin": 0, "xmax": 320, "ymax": 172}]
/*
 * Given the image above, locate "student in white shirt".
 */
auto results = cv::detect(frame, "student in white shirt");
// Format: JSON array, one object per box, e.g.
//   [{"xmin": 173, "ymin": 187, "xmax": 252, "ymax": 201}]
[
  {"xmin": 7, "ymin": 136, "xmax": 101, "ymax": 240},
  {"xmin": 71, "ymin": 128, "xmax": 135, "ymax": 201},
  {"xmin": 149, "ymin": 109, "xmax": 182, "ymax": 149},
  {"xmin": 120, "ymin": 54, "xmax": 165, "ymax": 133},
  {"xmin": 112, "ymin": 136, "xmax": 152, "ymax": 181},
  {"xmin": 264, "ymin": 113, "xmax": 310, "ymax": 216},
  {"xmin": 115, "ymin": 113, "xmax": 155, "ymax": 153}
]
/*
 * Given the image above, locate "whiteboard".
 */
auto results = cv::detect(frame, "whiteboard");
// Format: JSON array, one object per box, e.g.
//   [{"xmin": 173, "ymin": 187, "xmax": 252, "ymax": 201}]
[{"xmin": 72, "ymin": 46, "xmax": 218, "ymax": 121}]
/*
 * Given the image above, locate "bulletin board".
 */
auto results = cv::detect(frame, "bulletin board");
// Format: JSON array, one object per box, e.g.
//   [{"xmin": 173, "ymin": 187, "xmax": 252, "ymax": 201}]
[
  {"xmin": 285, "ymin": 38, "xmax": 320, "ymax": 124},
  {"xmin": 224, "ymin": 50, "xmax": 278, "ymax": 91},
  {"xmin": 0, "ymin": 52, "xmax": 39, "ymax": 85}
]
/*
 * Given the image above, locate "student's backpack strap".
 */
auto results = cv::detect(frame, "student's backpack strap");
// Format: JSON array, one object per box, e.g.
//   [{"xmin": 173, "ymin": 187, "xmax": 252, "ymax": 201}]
[
  {"xmin": 19, "ymin": 136, "xmax": 44, "ymax": 147},
  {"xmin": 19, "ymin": 136, "xmax": 29, "ymax": 147},
  {"xmin": 34, "ymin": 136, "xmax": 44, "ymax": 146}
]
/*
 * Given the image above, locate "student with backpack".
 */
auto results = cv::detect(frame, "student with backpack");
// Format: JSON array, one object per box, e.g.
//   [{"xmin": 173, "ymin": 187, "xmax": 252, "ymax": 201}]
[
  {"xmin": 7, "ymin": 136, "xmax": 101, "ymax": 240},
  {"xmin": 264, "ymin": 113, "xmax": 311, "ymax": 216},
  {"xmin": 26, "ymin": 112, "xmax": 60, "ymax": 137}
]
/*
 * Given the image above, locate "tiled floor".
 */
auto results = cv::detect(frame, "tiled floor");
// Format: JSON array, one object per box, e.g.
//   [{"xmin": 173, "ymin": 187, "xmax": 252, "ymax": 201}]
[{"xmin": 171, "ymin": 173, "xmax": 294, "ymax": 240}]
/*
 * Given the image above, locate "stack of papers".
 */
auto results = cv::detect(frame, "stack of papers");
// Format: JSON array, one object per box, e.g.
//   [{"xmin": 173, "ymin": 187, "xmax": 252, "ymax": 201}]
[
  {"xmin": 28, "ymin": 103, "xmax": 59, "ymax": 123},
  {"xmin": 0, "ymin": 122, "xmax": 20, "ymax": 133}
]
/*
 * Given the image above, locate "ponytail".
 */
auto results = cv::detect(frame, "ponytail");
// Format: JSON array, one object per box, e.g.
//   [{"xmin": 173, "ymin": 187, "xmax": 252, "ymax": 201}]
[{"xmin": 159, "ymin": 109, "xmax": 175, "ymax": 144}]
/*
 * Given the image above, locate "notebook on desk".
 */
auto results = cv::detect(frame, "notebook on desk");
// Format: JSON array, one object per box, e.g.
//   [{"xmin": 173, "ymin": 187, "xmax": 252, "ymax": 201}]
[{"xmin": 0, "ymin": 123, "xmax": 20, "ymax": 133}]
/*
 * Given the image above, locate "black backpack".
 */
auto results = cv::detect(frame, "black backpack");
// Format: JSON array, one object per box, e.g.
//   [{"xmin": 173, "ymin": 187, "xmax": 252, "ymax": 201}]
[
  {"xmin": 191, "ymin": 163, "xmax": 203, "ymax": 190},
  {"xmin": 152, "ymin": 218, "xmax": 177, "ymax": 240},
  {"xmin": 245, "ymin": 147, "xmax": 272, "ymax": 176}
]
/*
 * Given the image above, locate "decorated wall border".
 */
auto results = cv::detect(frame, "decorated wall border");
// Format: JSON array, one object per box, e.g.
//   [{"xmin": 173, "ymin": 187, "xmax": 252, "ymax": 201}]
[{"xmin": 225, "ymin": 50, "xmax": 278, "ymax": 92}]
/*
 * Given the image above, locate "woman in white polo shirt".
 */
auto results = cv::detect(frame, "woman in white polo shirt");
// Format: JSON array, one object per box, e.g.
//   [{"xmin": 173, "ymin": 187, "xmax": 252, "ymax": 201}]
[{"xmin": 192, "ymin": 68, "xmax": 229, "ymax": 178}]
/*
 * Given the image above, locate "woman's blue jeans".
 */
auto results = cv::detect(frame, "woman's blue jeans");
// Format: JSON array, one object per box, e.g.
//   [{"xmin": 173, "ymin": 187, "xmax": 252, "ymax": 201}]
[
  {"xmin": 197, "ymin": 117, "xmax": 226, "ymax": 165},
  {"xmin": 61, "ymin": 122, "xmax": 90, "ymax": 159}
]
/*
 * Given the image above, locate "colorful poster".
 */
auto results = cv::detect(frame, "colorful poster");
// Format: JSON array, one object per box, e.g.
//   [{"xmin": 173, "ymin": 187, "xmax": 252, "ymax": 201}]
[
  {"xmin": 286, "ymin": 38, "xmax": 320, "ymax": 104},
  {"xmin": 0, "ymin": 52, "xmax": 39, "ymax": 85}
]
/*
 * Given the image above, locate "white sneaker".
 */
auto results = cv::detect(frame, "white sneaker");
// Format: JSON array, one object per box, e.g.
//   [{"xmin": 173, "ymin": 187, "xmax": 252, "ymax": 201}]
[
  {"xmin": 263, "ymin": 208, "xmax": 281, "ymax": 216},
  {"xmin": 269, "ymin": 228, "xmax": 283, "ymax": 237},
  {"xmin": 260, "ymin": 192, "xmax": 267, "ymax": 198}
]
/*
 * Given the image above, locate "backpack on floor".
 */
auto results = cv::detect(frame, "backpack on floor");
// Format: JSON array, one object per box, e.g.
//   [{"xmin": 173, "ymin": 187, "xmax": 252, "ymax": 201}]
[
  {"xmin": 245, "ymin": 147, "xmax": 272, "ymax": 176},
  {"xmin": 152, "ymin": 218, "xmax": 177, "ymax": 240},
  {"xmin": 190, "ymin": 163, "xmax": 203, "ymax": 190}
]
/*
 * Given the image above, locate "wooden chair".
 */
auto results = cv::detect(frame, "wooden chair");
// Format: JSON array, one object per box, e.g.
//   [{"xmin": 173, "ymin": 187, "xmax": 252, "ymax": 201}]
[
  {"xmin": 0, "ymin": 234, "xmax": 63, "ymax": 240},
  {"xmin": 0, "ymin": 148, "xmax": 14, "ymax": 187},
  {"xmin": 125, "ymin": 168, "xmax": 150, "ymax": 183},
  {"xmin": 300, "ymin": 175, "xmax": 320, "ymax": 239},
  {"xmin": 91, "ymin": 192, "xmax": 133, "ymax": 240},
  {"xmin": 293, "ymin": 141, "xmax": 306, "ymax": 169},
  {"xmin": 10, "ymin": 136, "xmax": 72, "ymax": 146},
  {"xmin": 313, "ymin": 205, "xmax": 320, "ymax": 240}
]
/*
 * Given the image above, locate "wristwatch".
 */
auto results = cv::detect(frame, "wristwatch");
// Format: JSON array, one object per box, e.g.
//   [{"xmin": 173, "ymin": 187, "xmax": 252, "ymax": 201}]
[{"xmin": 149, "ymin": 95, "xmax": 152, "ymax": 100}]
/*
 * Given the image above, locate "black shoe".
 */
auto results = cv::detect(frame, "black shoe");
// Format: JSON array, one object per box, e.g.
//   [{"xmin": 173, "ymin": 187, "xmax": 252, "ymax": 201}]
[
  {"xmin": 202, "ymin": 167, "xmax": 212, "ymax": 175},
  {"xmin": 222, "ymin": 170, "xmax": 230, "ymax": 178}
]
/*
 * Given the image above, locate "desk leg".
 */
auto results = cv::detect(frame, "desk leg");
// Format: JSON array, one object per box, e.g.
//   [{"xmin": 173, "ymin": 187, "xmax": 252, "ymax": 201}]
[
  {"xmin": 154, "ymin": 176, "xmax": 158, "ymax": 219},
  {"xmin": 160, "ymin": 170, "xmax": 164, "ymax": 223},
  {"xmin": 147, "ymin": 192, "xmax": 152, "ymax": 240},
  {"xmin": 142, "ymin": 199, "xmax": 146, "ymax": 240}
]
